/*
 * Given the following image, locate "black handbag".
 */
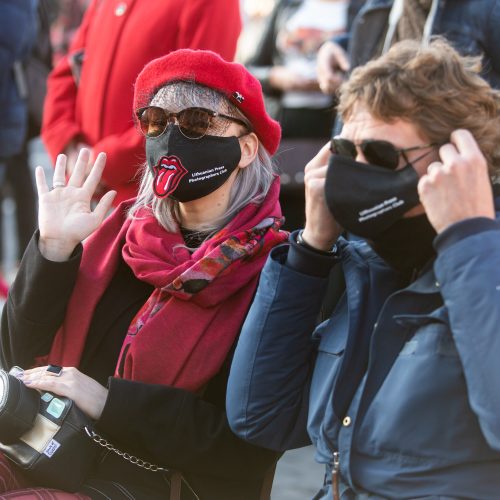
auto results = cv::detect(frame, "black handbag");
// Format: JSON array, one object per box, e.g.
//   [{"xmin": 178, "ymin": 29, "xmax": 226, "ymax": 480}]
[
  {"xmin": 0, "ymin": 368, "xmax": 99, "ymax": 492},
  {"xmin": 0, "ymin": 369, "xmax": 205, "ymax": 499}
]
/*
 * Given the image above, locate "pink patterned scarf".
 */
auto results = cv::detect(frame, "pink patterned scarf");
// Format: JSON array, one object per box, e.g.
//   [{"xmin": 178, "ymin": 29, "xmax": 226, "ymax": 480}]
[{"xmin": 47, "ymin": 178, "xmax": 287, "ymax": 391}]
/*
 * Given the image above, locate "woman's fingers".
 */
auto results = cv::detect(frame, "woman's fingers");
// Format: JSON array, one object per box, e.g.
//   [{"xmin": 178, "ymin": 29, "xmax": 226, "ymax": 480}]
[
  {"xmin": 52, "ymin": 154, "xmax": 68, "ymax": 187},
  {"xmin": 83, "ymin": 152, "xmax": 107, "ymax": 195},
  {"xmin": 47, "ymin": 150, "xmax": 107, "ymax": 198},
  {"xmin": 20, "ymin": 366, "xmax": 48, "ymax": 377},
  {"xmin": 92, "ymin": 190, "xmax": 116, "ymax": 222},
  {"xmin": 35, "ymin": 165, "xmax": 49, "ymax": 196},
  {"xmin": 68, "ymin": 148, "xmax": 91, "ymax": 187},
  {"xmin": 22, "ymin": 366, "xmax": 74, "ymax": 392}
]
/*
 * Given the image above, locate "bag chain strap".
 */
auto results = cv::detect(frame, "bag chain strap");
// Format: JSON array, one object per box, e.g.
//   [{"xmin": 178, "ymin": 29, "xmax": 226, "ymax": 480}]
[{"xmin": 84, "ymin": 427, "xmax": 169, "ymax": 473}]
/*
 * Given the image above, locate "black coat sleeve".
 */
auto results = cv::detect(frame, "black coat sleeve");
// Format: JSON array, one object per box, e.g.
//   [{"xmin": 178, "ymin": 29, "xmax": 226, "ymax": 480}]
[{"xmin": 0, "ymin": 232, "xmax": 82, "ymax": 369}]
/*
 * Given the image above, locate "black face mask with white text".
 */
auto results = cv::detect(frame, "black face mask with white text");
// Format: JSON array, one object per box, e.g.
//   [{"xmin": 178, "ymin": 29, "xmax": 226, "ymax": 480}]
[
  {"xmin": 325, "ymin": 155, "xmax": 436, "ymax": 272},
  {"xmin": 146, "ymin": 125, "xmax": 241, "ymax": 202},
  {"xmin": 325, "ymin": 154, "xmax": 421, "ymax": 238}
]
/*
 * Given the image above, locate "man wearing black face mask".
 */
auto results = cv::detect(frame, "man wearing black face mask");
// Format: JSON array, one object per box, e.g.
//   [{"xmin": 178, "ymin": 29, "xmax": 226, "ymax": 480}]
[{"xmin": 227, "ymin": 39, "xmax": 500, "ymax": 499}]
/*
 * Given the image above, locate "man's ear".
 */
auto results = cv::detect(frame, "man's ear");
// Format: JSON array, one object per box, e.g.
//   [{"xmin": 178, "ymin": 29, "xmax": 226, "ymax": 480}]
[{"xmin": 238, "ymin": 132, "xmax": 259, "ymax": 169}]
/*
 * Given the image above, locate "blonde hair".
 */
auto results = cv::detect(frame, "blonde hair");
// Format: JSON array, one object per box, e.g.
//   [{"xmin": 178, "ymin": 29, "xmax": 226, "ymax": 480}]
[{"xmin": 338, "ymin": 38, "xmax": 500, "ymax": 176}]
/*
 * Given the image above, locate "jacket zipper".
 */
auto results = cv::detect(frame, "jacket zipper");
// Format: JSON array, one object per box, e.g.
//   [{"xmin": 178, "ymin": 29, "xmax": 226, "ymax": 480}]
[{"xmin": 332, "ymin": 451, "xmax": 340, "ymax": 500}]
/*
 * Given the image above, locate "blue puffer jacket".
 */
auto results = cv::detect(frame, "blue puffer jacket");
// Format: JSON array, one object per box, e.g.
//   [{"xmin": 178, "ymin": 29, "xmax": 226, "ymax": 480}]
[
  {"xmin": 337, "ymin": 0, "xmax": 500, "ymax": 89},
  {"xmin": 0, "ymin": 0, "xmax": 37, "ymax": 159},
  {"xmin": 227, "ymin": 200, "xmax": 500, "ymax": 499}
]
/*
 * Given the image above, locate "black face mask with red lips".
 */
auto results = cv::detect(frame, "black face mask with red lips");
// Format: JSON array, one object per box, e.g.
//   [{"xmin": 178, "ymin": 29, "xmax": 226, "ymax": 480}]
[{"xmin": 145, "ymin": 125, "xmax": 242, "ymax": 202}]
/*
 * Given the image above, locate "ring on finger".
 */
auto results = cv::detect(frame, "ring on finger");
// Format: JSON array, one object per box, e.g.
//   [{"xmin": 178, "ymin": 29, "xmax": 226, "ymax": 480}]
[
  {"xmin": 46, "ymin": 364, "xmax": 63, "ymax": 377},
  {"xmin": 52, "ymin": 181, "xmax": 66, "ymax": 190}
]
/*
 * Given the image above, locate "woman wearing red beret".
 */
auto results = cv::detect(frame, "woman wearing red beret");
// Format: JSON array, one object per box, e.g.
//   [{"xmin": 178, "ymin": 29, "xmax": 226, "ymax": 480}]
[{"xmin": 0, "ymin": 49, "xmax": 286, "ymax": 500}]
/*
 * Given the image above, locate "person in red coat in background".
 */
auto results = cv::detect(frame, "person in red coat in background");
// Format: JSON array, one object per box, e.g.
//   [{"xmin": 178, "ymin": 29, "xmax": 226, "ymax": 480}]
[{"xmin": 42, "ymin": 0, "xmax": 242, "ymax": 205}]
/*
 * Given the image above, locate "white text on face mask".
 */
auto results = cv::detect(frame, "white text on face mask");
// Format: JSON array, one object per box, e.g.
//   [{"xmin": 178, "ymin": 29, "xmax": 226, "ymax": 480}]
[
  {"xmin": 358, "ymin": 197, "xmax": 405, "ymax": 222},
  {"xmin": 188, "ymin": 165, "xmax": 227, "ymax": 183}
]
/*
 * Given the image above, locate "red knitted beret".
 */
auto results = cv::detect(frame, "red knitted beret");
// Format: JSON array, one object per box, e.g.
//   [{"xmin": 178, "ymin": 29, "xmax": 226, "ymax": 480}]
[{"xmin": 133, "ymin": 49, "xmax": 281, "ymax": 155}]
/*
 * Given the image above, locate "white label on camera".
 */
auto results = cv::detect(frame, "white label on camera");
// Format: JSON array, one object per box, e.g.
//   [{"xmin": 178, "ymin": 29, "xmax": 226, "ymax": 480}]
[{"xmin": 43, "ymin": 439, "xmax": 61, "ymax": 457}]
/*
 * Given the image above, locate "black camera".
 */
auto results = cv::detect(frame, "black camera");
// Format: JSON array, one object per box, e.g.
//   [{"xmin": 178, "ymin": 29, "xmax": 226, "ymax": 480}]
[
  {"xmin": 0, "ymin": 367, "xmax": 40, "ymax": 443},
  {"xmin": 0, "ymin": 367, "xmax": 99, "ymax": 491}
]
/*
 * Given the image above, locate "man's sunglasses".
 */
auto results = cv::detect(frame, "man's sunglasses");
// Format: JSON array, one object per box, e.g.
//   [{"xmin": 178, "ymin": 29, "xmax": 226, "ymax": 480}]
[
  {"xmin": 135, "ymin": 106, "xmax": 249, "ymax": 140},
  {"xmin": 331, "ymin": 136, "xmax": 437, "ymax": 170}
]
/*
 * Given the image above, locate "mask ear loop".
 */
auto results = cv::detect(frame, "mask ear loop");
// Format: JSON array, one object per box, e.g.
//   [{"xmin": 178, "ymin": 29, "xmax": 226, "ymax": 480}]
[{"xmin": 401, "ymin": 149, "xmax": 411, "ymax": 166}]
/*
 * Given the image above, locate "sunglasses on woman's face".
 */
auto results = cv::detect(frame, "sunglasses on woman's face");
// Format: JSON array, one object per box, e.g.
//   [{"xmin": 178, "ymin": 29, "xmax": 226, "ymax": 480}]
[
  {"xmin": 135, "ymin": 106, "xmax": 248, "ymax": 140},
  {"xmin": 331, "ymin": 136, "xmax": 437, "ymax": 170}
]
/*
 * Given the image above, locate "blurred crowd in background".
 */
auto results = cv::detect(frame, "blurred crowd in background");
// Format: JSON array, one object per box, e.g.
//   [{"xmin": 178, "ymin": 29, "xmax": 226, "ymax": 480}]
[
  {"xmin": 2, "ymin": 0, "xmax": 499, "ymax": 292},
  {"xmin": 1, "ymin": 0, "xmax": 351, "ymax": 295}
]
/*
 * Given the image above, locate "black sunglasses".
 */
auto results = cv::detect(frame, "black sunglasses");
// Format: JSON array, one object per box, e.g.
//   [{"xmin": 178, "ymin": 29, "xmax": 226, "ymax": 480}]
[
  {"xmin": 331, "ymin": 136, "xmax": 437, "ymax": 170},
  {"xmin": 135, "ymin": 106, "xmax": 249, "ymax": 140}
]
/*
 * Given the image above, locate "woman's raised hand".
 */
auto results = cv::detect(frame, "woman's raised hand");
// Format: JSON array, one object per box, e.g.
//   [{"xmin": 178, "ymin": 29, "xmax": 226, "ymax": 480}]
[{"xmin": 35, "ymin": 149, "xmax": 116, "ymax": 261}]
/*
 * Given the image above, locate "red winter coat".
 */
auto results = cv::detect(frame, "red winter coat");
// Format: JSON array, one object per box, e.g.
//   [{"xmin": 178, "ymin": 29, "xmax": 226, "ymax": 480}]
[{"xmin": 41, "ymin": 0, "xmax": 242, "ymax": 204}]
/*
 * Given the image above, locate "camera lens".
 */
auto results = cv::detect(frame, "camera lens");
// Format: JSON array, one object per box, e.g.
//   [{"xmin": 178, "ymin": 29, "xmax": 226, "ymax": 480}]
[{"xmin": 0, "ymin": 370, "xmax": 40, "ymax": 443}]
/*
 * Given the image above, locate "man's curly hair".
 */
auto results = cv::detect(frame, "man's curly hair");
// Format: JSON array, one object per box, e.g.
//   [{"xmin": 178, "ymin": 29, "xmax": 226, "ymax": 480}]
[{"xmin": 338, "ymin": 38, "xmax": 500, "ymax": 177}]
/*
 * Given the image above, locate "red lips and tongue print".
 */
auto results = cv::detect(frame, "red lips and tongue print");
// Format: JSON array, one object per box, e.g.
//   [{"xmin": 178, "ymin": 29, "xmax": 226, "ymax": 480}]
[
  {"xmin": 152, "ymin": 155, "xmax": 188, "ymax": 198},
  {"xmin": 146, "ymin": 127, "xmax": 242, "ymax": 202}
]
